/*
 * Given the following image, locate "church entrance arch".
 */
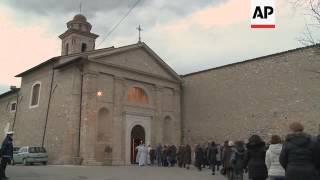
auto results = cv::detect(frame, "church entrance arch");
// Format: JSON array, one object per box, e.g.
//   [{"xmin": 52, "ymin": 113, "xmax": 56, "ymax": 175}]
[
  {"xmin": 125, "ymin": 114, "xmax": 151, "ymax": 165},
  {"xmin": 130, "ymin": 125, "xmax": 145, "ymax": 164}
]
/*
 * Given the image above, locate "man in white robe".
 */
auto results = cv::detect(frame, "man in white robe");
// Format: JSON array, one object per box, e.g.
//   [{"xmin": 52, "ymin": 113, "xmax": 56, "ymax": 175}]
[
  {"xmin": 139, "ymin": 144, "xmax": 148, "ymax": 166},
  {"xmin": 136, "ymin": 144, "xmax": 143, "ymax": 164}
]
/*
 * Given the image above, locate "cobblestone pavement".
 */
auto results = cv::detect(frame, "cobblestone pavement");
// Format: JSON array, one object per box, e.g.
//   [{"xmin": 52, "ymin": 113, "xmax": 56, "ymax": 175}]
[{"xmin": 7, "ymin": 165, "xmax": 249, "ymax": 180}]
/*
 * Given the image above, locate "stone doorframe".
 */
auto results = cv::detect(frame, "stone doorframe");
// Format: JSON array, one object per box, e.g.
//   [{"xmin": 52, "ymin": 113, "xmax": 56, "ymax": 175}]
[{"xmin": 125, "ymin": 114, "xmax": 151, "ymax": 165}]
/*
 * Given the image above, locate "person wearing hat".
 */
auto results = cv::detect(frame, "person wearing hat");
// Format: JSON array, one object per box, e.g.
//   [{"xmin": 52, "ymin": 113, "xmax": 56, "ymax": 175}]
[
  {"xmin": 0, "ymin": 131, "xmax": 14, "ymax": 180},
  {"xmin": 279, "ymin": 122, "xmax": 319, "ymax": 180}
]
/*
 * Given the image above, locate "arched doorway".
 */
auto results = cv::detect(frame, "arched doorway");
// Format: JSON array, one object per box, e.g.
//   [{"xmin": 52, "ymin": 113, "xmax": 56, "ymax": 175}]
[
  {"xmin": 95, "ymin": 108, "xmax": 112, "ymax": 162},
  {"xmin": 130, "ymin": 125, "xmax": 145, "ymax": 164}
]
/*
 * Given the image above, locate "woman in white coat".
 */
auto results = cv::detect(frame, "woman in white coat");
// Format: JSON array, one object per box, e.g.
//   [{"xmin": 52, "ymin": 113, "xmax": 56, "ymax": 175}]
[{"xmin": 265, "ymin": 135, "xmax": 285, "ymax": 180}]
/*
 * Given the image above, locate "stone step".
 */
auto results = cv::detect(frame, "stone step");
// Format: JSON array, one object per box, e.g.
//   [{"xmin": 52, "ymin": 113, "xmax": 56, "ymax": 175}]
[{"xmin": 83, "ymin": 159, "xmax": 104, "ymax": 166}]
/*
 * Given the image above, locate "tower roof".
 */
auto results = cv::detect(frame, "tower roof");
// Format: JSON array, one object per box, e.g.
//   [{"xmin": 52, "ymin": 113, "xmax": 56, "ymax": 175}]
[
  {"xmin": 73, "ymin": 14, "xmax": 87, "ymax": 22},
  {"xmin": 66, "ymin": 13, "xmax": 92, "ymax": 32}
]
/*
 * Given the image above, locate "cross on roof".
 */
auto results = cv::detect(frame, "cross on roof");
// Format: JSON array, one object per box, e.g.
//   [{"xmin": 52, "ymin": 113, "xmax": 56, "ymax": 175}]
[
  {"xmin": 80, "ymin": 2, "xmax": 82, "ymax": 13},
  {"xmin": 137, "ymin": 25, "xmax": 143, "ymax": 43}
]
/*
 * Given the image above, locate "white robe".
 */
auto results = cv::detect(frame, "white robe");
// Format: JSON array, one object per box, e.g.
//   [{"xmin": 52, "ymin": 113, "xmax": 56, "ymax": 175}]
[
  {"xmin": 136, "ymin": 145, "xmax": 143, "ymax": 163},
  {"xmin": 139, "ymin": 145, "xmax": 148, "ymax": 166}
]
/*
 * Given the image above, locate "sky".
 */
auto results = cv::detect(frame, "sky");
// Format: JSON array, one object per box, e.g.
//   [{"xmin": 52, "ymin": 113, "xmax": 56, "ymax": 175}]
[{"xmin": 0, "ymin": 0, "xmax": 319, "ymax": 93}]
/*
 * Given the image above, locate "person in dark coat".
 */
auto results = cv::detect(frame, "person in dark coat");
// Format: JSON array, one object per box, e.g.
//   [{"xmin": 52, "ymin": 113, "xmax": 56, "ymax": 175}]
[
  {"xmin": 162, "ymin": 145, "xmax": 168, "ymax": 167},
  {"xmin": 195, "ymin": 144, "xmax": 204, "ymax": 171},
  {"xmin": 166, "ymin": 145, "xmax": 176, "ymax": 167},
  {"xmin": 208, "ymin": 141, "xmax": 218, "ymax": 175},
  {"xmin": 223, "ymin": 141, "xmax": 235, "ymax": 180},
  {"xmin": 149, "ymin": 147, "xmax": 156, "ymax": 165},
  {"xmin": 177, "ymin": 145, "xmax": 184, "ymax": 168},
  {"xmin": 170, "ymin": 145, "xmax": 177, "ymax": 166},
  {"xmin": 183, "ymin": 144, "xmax": 192, "ymax": 169},
  {"xmin": 156, "ymin": 144, "xmax": 162, "ymax": 166},
  {"xmin": 0, "ymin": 131, "xmax": 14, "ymax": 180},
  {"xmin": 316, "ymin": 135, "xmax": 320, "ymax": 175},
  {"xmin": 279, "ymin": 122, "xmax": 319, "ymax": 180},
  {"xmin": 231, "ymin": 141, "xmax": 246, "ymax": 180},
  {"xmin": 221, "ymin": 140, "xmax": 229, "ymax": 168},
  {"xmin": 244, "ymin": 135, "xmax": 268, "ymax": 180},
  {"xmin": 203, "ymin": 143, "xmax": 209, "ymax": 168}
]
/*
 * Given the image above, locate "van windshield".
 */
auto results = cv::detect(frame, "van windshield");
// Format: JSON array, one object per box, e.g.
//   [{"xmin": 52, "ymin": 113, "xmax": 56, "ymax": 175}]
[{"xmin": 29, "ymin": 147, "xmax": 47, "ymax": 153}]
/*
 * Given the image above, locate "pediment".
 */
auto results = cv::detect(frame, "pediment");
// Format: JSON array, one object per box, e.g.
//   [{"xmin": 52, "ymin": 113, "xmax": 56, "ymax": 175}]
[{"xmin": 90, "ymin": 44, "xmax": 181, "ymax": 82}]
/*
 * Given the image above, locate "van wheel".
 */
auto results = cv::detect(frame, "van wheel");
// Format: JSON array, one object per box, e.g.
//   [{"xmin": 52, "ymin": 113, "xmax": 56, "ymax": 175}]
[
  {"xmin": 23, "ymin": 159, "xmax": 28, "ymax": 166},
  {"xmin": 42, "ymin": 161, "xmax": 47, "ymax": 165}
]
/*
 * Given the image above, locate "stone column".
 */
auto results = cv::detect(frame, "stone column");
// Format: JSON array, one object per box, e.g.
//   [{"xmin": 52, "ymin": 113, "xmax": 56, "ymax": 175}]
[
  {"xmin": 70, "ymin": 68, "xmax": 82, "ymax": 165},
  {"xmin": 111, "ymin": 76, "xmax": 125, "ymax": 165},
  {"xmin": 80, "ymin": 71, "xmax": 99, "ymax": 165},
  {"xmin": 174, "ymin": 88, "xmax": 182, "ymax": 145},
  {"xmin": 154, "ymin": 85, "xmax": 163, "ymax": 145}
]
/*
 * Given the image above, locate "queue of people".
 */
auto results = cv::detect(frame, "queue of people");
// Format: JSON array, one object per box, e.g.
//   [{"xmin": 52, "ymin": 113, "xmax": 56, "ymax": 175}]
[
  {"xmin": 135, "ymin": 143, "xmax": 192, "ymax": 168},
  {"xmin": 135, "ymin": 122, "xmax": 320, "ymax": 180},
  {"xmin": 218, "ymin": 122, "xmax": 320, "ymax": 180}
]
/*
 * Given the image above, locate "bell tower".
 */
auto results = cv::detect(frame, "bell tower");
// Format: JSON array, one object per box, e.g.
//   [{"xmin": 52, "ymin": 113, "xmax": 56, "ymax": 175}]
[{"xmin": 59, "ymin": 14, "xmax": 99, "ymax": 56}]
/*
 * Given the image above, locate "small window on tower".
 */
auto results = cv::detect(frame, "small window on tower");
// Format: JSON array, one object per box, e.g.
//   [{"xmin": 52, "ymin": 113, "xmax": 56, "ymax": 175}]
[
  {"xmin": 10, "ymin": 102, "xmax": 17, "ymax": 112},
  {"xmin": 65, "ymin": 43, "xmax": 69, "ymax": 55},
  {"xmin": 81, "ymin": 43, "xmax": 87, "ymax": 52}
]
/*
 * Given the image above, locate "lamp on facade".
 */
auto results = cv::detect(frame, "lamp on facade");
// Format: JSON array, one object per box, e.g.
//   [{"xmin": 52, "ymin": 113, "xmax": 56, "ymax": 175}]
[{"xmin": 97, "ymin": 91, "xmax": 103, "ymax": 97}]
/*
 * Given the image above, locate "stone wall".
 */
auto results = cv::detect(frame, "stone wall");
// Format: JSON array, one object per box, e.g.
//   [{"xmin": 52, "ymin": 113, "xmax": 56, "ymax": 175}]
[
  {"xmin": 0, "ymin": 93, "xmax": 18, "ymax": 140},
  {"xmin": 13, "ymin": 64, "xmax": 53, "ymax": 147},
  {"xmin": 12, "ymin": 62, "xmax": 82, "ymax": 164},
  {"xmin": 44, "ymin": 66, "xmax": 82, "ymax": 164},
  {"xmin": 182, "ymin": 46, "xmax": 320, "ymax": 145}
]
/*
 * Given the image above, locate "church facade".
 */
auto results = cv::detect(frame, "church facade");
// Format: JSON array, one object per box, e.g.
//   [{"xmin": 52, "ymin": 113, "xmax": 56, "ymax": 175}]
[
  {"xmin": 0, "ymin": 14, "xmax": 182, "ymax": 165},
  {"xmin": 0, "ymin": 14, "xmax": 319, "ymax": 165}
]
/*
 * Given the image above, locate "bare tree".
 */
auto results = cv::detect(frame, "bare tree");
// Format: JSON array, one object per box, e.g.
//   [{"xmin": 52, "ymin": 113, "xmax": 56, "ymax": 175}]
[{"xmin": 292, "ymin": 0, "xmax": 320, "ymax": 45}]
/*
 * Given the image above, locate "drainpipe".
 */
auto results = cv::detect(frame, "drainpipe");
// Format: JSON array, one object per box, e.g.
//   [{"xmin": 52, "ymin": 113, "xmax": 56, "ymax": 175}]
[
  {"xmin": 41, "ymin": 67, "xmax": 55, "ymax": 147},
  {"xmin": 11, "ymin": 88, "xmax": 19, "ymax": 131},
  {"xmin": 77, "ymin": 65, "xmax": 84, "ymax": 158}
]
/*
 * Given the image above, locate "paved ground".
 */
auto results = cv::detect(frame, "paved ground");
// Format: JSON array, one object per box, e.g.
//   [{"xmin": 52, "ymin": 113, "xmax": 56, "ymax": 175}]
[{"xmin": 7, "ymin": 165, "xmax": 249, "ymax": 180}]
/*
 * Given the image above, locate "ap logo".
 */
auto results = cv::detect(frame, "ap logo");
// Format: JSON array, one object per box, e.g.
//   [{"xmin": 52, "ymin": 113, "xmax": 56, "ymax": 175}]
[{"xmin": 251, "ymin": 0, "xmax": 275, "ymax": 28}]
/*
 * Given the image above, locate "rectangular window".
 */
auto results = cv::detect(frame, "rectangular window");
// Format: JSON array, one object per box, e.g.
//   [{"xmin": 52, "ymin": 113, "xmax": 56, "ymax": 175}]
[
  {"xmin": 30, "ymin": 82, "xmax": 41, "ymax": 108},
  {"xmin": 10, "ymin": 102, "xmax": 17, "ymax": 112},
  {"xmin": 65, "ymin": 43, "xmax": 69, "ymax": 55},
  {"xmin": 81, "ymin": 43, "xmax": 87, "ymax": 52}
]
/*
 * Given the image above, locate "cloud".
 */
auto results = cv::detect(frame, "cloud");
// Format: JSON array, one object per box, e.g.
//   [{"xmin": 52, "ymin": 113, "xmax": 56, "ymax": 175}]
[
  {"xmin": 0, "ymin": 0, "xmax": 315, "ymax": 88},
  {"xmin": 142, "ymin": 0, "xmax": 308, "ymax": 74},
  {"xmin": 1, "ymin": 0, "xmax": 224, "ymax": 47},
  {"xmin": 0, "ymin": 6, "xmax": 59, "ymax": 86},
  {"xmin": 2, "ymin": 0, "xmax": 219, "ymax": 17}
]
